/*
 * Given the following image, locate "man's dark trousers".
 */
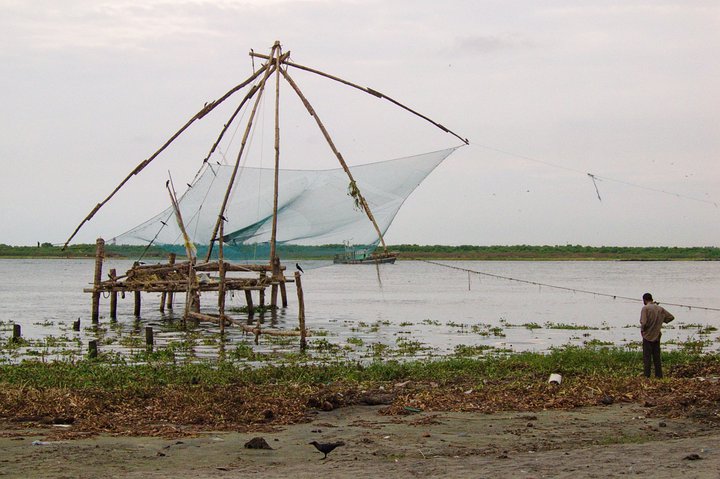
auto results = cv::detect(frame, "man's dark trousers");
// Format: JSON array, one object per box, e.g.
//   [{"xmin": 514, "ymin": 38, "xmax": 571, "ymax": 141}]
[{"xmin": 643, "ymin": 338, "xmax": 662, "ymax": 378}]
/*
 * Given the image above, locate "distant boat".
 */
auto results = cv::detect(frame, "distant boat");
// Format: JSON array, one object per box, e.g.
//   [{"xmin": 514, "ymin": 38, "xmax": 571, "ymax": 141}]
[{"xmin": 333, "ymin": 245, "xmax": 397, "ymax": 264}]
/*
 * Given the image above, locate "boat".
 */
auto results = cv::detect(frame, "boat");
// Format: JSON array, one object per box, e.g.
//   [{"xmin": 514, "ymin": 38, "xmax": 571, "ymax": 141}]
[{"xmin": 333, "ymin": 248, "xmax": 398, "ymax": 264}]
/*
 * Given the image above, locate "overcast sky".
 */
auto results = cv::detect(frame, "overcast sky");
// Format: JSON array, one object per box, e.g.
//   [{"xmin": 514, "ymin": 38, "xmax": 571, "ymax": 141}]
[{"xmin": 1, "ymin": 0, "xmax": 718, "ymax": 247}]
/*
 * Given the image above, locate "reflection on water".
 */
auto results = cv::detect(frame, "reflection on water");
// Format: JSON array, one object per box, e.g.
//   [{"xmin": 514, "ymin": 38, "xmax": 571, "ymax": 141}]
[{"xmin": 1, "ymin": 259, "xmax": 719, "ymax": 362}]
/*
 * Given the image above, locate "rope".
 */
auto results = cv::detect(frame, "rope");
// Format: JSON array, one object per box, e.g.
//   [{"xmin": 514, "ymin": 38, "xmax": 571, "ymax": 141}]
[
  {"xmin": 473, "ymin": 143, "xmax": 718, "ymax": 208},
  {"xmin": 422, "ymin": 260, "xmax": 720, "ymax": 313}
]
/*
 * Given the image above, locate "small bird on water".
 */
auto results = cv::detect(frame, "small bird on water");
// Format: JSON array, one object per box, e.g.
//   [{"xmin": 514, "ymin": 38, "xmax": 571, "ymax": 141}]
[
  {"xmin": 296, "ymin": 263, "xmax": 304, "ymax": 273},
  {"xmin": 309, "ymin": 440, "xmax": 344, "ymax": 459}
]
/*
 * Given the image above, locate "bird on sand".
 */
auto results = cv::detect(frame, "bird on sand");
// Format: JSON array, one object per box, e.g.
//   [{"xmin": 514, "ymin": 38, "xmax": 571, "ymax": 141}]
[
  {"xmin": 309, "ymin": 440, "xmax": 344, "ymax": 459},
  {"xmin": 296, "ymin": 263, "xmax": 304, "ymax": 273}
]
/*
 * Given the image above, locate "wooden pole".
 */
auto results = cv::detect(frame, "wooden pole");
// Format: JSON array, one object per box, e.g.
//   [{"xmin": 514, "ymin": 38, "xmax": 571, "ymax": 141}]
[
  {"xmin": 91, "ymin": 238, "xmax": 105, "ymax": 323},
  {"xmin": 109, "ymin": 268, "xmax": 118, "ymax": 320},
  {"xmin": 12, "ymin": 324, "xmax": 21, "ymax": 342},
  {"xmin": 245, "ymin": 290, "xmax": 255, "ymax": 316},
  {"xmin": 294, "ymin": 271, "xmax": 307, "ymax": 351},
  {"xmin": 166, "ymin": 253, "xmax": 176, "ymax": 309},
  {"xmin": 218, "ymin": 220, "xmax": 226, "ymax": 335},
  {"xmin": 280, "ymin": 69, "xmax": 389, "ymax": 253},
  {"xmin": 279, "ymin": 278, "xmax": 288, "ymax": 308},
  {"xmin": 145, "ymin": 326, "xmax": 154, "ymax": 352},
  {"xmin": 88, "ymin": 340, "xmax": 98, "ymax": 359},
  {"xmin": 134, "ymin": 291, "xmax": 142, "ymax": 317},
  {"xmin": 269, "ymin": 41, "xmax": 281, "ymax": 266},
  {"xmin": 205, "ymin": 48, "xmax": 291, "ymax": 262}
]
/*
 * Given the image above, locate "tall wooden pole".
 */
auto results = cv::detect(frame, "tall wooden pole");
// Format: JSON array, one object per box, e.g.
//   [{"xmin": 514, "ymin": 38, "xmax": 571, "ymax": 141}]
[
  {"xmin": 270, "ymin": 41, "xmax": 281, "ymax": 269},
  {"xmin": 280, "ymin": 69, "xmax": 389, "ymax": 253},
  {"xmin": 218, "ymin": 220, "xmax": 226, "ymax": 335},
  {"xmin": 294, "ymin": 271, "xmax": 307, "ymax": 351}
]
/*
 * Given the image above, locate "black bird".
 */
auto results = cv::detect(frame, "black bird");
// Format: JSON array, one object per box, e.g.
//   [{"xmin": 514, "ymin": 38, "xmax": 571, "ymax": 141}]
[
  {"xmin": 296, "ymin": 263, "xmax": 304, "ymax": 273},
  {"xmin": 309, "ymin": 440, "xmax": 344, "ymax": 460}
]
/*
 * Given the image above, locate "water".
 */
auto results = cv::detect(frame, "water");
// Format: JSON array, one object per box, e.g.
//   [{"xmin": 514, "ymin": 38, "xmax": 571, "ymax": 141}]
[{"xmin": 1, "ymin": 259, "xmax": 719, "ymax": 362}]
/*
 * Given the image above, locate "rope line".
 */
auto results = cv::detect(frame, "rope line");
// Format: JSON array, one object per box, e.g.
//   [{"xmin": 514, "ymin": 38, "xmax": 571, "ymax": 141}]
[
  {"xmin": 474, "ymin": 143, "xmax": 718, "ymax": 207},
  {"xmin": 422, "ymin": 260, "xmax": 720, "ymax": 313}
]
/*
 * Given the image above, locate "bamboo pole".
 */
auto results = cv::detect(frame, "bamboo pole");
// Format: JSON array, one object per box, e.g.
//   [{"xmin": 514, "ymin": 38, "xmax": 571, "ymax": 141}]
[
  {"xmin": 280, "ymin": 69, "xmax": 389, "ymax": 253},
  {"xmin": 205, "ymin": 48, "xmax": 291, "ymax": 261},
  {"xmin": 63, "ymin": 64, "xmax": 271, "ymax": 249},
  {"xmin": 249, "ymin": 51, "xmax": 469, "ymax": 146},
  {"xmin": 294, "ymin": 271, "xmax": 307, "ymax": 351},
  {"xmin": 166, "ymin": 177, "xmax": 198, "ymax": 320},
  {"xmin": 269, "ymin": 41, "xmax": 281, "ymax": 266},
  {"xmin": 91, "ymin": 238, "xmax": 105, "ymax": 323}
]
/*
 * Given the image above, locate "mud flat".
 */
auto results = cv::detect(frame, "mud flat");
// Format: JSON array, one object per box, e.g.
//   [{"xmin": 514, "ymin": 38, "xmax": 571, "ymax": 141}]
[{"xmin": 1, "ymin": 403, "xmax": 718, "ymax": 478}]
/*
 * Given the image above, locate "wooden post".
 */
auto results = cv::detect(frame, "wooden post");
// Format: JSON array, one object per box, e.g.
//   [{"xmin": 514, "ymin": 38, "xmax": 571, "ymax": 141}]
[
  {"xmin": 259, "ymin": 288, "xmax": 265, "ymax": 308},
  {"xmin": 166, "ymin": 253, "xmax": 176, "ymax": 309},
  {"xmin": 134, "ymin": 291, "xmax": 141, "ymax": 317},
  {"xmin": 12, "ymin": 324, "xmax": 21, "ymax": 342},
  {"xmin": 218, "ymin": 221, "xmax": 226, "ymax": 335},
  {"xmin": 88, "ymin": 340, "xmax": 98, "ymax": 359},
  {"xmin": 145, "ymin": 326, "xmax": 154, "ymax": 352},
  {"xmin": 294, "ymin": 271, "xmax": 306, "ymax": 351},
  {"xmin": 244, "ymin": 290, "xmax": 255, "ymax": 316},
  {"xmin": 109, "ymin": 268, "xmax": 118, "ymax": 321},
  {"xmin": 280, "ymin": 279, "xmax": 288, "ymax": 308},
  {"xmin": 91, "ymin": 238, "xmax": 105, "ymax": 323}
]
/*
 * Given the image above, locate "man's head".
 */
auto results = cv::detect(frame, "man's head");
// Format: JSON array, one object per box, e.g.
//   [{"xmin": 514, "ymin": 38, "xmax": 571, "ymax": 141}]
[{"xmin": 643, "ymin": 292, "xmax": 653, "ymax": 305}]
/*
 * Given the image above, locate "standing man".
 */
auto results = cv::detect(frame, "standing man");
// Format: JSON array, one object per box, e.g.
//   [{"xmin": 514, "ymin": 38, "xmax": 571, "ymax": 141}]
[{"xmin": 640, "ymin": 293, "xmax": 675, "ymax": 378}]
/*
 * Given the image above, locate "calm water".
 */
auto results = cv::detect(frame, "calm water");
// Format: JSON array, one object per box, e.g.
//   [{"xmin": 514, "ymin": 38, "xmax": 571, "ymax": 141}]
[{"xmin": 1, "ymin": 259, "xmax": 719, "ymax": 361}]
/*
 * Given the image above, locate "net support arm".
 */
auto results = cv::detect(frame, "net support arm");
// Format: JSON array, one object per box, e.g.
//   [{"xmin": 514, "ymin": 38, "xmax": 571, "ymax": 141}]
[
  {"xmin": 205, "ymin": 47, "xmax": 289, "ymax": 261},
  {"xmin": 280, "ymin": 68, "xmax": 388, "ymax": 253},
  {"xmin": 250, "ymin": 51, "xmax": 469, "ymax": 146},
  {"xmin": 62, "ymin": 63, "xmax": 271, "ymax": 249}
]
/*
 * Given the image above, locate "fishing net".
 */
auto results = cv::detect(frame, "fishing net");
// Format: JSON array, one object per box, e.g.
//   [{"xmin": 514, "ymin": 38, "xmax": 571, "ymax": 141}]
[{"xmin": 112, "ymin": 147, "xmax": 457, "ymax": 261}]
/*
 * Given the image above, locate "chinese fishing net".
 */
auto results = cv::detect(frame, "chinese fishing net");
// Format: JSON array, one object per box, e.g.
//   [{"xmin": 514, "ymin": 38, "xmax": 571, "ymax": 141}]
[{"xmin": 112, "ymin": 147, "xmax": 457, "ymax": 261}]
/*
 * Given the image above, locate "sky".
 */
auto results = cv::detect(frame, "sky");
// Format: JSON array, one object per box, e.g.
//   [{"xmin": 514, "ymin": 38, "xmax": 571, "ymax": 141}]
[{"xmin": 1, "ymin": 0, "xmax": 719, "ymax": 247}]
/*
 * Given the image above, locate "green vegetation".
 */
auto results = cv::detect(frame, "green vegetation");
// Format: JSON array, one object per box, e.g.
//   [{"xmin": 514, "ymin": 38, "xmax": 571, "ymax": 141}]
[
  {"xmin": 2, "ymin": 243, "xmax": 719, "ymax": 260},
  {"xmin": 0, "ymin": 243, "xmax": 166, "ymax": 258},
  {"xmin": 0, "ymin": 346, "xmax": 713, "ymax": 390}
]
